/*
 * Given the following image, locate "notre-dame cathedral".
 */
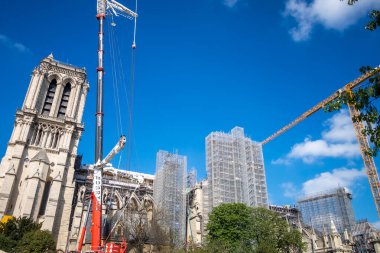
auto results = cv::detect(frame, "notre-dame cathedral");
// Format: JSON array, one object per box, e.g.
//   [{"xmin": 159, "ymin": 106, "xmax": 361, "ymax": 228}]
[{"xmin": 0, "ymin": 54, "xmax": 89, "ymax": 251}]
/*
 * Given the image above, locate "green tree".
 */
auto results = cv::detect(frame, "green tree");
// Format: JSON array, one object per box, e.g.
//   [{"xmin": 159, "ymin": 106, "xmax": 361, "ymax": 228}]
[
  {"xmin": 0, "ymin": 216, "xmax": 41, "ymax": 241},
  {"xmin": 206, "ymin": 203, "xmax": 254, "ymax": 252},
  {"xmin": 206, "ymin": 203, "xmax": 305, "ymax": 253},
  {"xmin": 250, "ymin": 207, "xmax": 305, "ymax": 253},
  {"xmin": 324, "ymin": 3, "xmax": 380, "ymax": 156},
  {"xmin": 0, "ymin": 216, "xmax": 54, "ymax": 253},
  {"xmin": 0, "ymin": 234, "xmax": 17, "ymax": 253},
  {"xmin": 15, "ymin": 230, "xmax": 56, "ymax": 253}
]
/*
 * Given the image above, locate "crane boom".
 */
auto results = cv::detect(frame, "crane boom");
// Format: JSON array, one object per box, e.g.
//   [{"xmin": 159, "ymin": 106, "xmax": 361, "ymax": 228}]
[
  {"xmin": 260, "ymin": 66, "xmax": 380, "ymax": 219},
  {"xmin": 261, "ymin": 66, "xmax": 380, "ymax": 145},
  {"xmin": 94, "ymin": 135, "xmax": 127, "ymax": 169}
]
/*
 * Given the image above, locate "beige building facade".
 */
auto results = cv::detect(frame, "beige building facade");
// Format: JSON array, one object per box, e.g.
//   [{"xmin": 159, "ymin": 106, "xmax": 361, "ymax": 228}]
[
  {"xmin": 186, "ymin": 182, "xmax": 205, "ymax": 247},
  {"xmin": 0, "ymin": 55, "xmax": 88, "ymax": 251}
]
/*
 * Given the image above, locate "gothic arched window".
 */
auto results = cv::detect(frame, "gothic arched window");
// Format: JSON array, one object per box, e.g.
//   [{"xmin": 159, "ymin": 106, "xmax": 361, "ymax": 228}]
[
  {"xmin": 57, "ymin": 83, "xmax": 71, "ymax": 119},
  {"xmin": 42, "ymin": 80, "xmax": 57, "ymax": 116}
]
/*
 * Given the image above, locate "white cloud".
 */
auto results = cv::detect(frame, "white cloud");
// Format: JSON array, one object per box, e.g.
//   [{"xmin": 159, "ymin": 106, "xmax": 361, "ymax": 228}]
[
  {"xmin": 289, "ymin": 138, "xmax": 359, "ymax": 163},
  {"xmin": 282, "ymin": 167, "xmax": 366, "ymax": 199},
  {"xmin": 272, "ymin": 157, "xmax": 291, "ymax": 165},
  {"xmin": 273, "ymin": 109, "xmax": 360, "ymax": 164},
  {"xmin": 301, "ymin": 167, "xmax": 366, "ymax": 195},
  {"xmin": 283, "ymin": 0, "xmax": 380, "ymax": 41},
  {"xmin": 223, "ymin": 0, "xmax": 239, "ymax": 8},
  {"xmin": 322, "ymin": 109, "xmax": 356, "ymax": 143},
  {"xmin": 0, "ymin": 34, "xmax": 30, "ymax": 53},
  {"xmin": 281, "ymin": 182, "xmax": 298, "ymax": 198}
]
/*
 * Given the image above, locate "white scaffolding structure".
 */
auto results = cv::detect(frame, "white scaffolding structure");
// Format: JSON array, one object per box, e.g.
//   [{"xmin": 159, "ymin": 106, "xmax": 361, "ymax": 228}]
[
  {"xmin": 153, "ymin": 150, "xmax": 187, "ymax": 246},
  {"xmin": 205, "ymin": 127, "xmax": 268, "ymax": 211},
  {"xmin": 297, "ymin": 187, "xmax": 356, "ymax": 235},
  {"xmin": 186, "ymin": 168, "xmax": 197, "ymax": 189}
]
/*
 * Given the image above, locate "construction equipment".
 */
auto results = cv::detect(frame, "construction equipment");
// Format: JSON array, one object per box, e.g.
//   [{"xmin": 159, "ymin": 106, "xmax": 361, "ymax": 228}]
[
  {"xmin": 78, "ymin": 136, "xmax": 126, "ymax": 252},
  {"xmin": 261, "ymin": 66, "xmax": 380, "ymax": 219},
  {"xmin": 89, "ymin": 0, "xmax": 137, "ymax": 252}
]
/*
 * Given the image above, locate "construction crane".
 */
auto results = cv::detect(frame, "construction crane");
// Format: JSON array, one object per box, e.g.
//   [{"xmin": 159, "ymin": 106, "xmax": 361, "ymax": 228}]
[
  {"xmin": 77, "ymin": 135, "xmax": 126, "ymax": 252},
  {"xmin": 261, "ymin": 66, "xmax": 380, "ymax": 219},
  {"xmin": 85, "ymin": 0, "xmax": 138, "ymax": 252}
]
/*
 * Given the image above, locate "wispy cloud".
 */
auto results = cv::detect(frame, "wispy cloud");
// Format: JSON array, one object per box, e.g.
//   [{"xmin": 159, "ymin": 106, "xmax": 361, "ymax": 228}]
[
  {"xmin": 373, "ymin": 221, "xmax": 380, "ymax": 230},
  {"xmin": 272, "ymin": 109, "xmax": 360, "ymax": 165},
  {"xmin": 223, "ymin": 0, "xmax": 239, "ymax": 8},
  {"xmin": 283, "ymin": 0, "xmax": 380, "ymax": 41},
  {"xmin": 281, "ymin": 182, "xmax": 298, "ymax": 198},
  {"xmin": 302, "ymin": 167, "xmax": 366, "ymax": 195},
  {"xmin": 0, "ymin": 34, "xmax": 31, "ymax": 53},
  {"xmin": 282, "ymin": 167, "xmax": 366, "ymax": 199}
]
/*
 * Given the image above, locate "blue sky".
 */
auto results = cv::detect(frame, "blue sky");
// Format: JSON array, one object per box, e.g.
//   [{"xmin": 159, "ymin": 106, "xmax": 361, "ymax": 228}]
[{"xmin": 1, "ymin": 0, "xmax": 380, "ymax": 224}]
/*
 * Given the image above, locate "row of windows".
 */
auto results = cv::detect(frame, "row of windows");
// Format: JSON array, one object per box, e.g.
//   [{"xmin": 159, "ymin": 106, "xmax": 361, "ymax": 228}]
[{"xmin": 42, "ymin": 79, "xmax": 72, "ymax": 119}]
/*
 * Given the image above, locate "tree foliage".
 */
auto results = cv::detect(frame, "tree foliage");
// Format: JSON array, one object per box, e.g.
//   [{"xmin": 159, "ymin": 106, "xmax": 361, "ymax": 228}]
[
  {"xmin": 324, "ymin": 3, "xmax": 380, "ymax": 156},
  {"xmin": 0, "ymin": 216, "xmax": 42, "ymax": 241},
  {"xmin": 365, "ymin": 10, "xmax": 380, "ymax": 31},
  {"xmin": 0, "ymin": 216, "xmax": 55, "ymax": 253},
  {"xmin": 15, "ymin": 230, "xmax": 56, "ymax": 253},
  {"xmin": 251, "ymin": 207, "xmax": 305, "ymax": 253},
  {"xmin": 206, "ymin": 203, "xmax": 305, "ymax": 253},
  {"xmin": 207, "ymin": 203, "xmax": 254, "ymax": 252}
]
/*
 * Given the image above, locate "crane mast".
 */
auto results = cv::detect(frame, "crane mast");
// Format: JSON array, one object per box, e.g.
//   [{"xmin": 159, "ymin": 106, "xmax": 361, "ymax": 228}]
[
  {"xmin": 261, "ymin": 66, "xmax": 380, "ymax": 219},
  {"xmin": 92, "ymin": 1, "xmax": 106, "ymax": 250},
  {"xmin": 89, "ymin": 0, "xmax": 137, "ymax": 252},
  {"xmin": 347, "ymin": 101, "xmax": 380, "ymax": 217}
]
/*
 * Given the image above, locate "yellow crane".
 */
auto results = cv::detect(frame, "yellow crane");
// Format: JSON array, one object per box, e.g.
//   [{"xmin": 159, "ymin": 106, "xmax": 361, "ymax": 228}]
[{"xmin": 261, "ymin": 66, "xmax": 380, "ymax": 218}]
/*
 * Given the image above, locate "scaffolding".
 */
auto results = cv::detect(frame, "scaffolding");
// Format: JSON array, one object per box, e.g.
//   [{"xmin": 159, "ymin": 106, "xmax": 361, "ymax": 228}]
[
  {"xmin": 297, "ymin": 187, "xmax": 356, "ymax": 235},
  {"xmin": 205, "ymin": 126, "xmax": 268, "ymax": 211},
  {"xmin": 186, "ymin": 168, "xmax": 197, "ymax": 189},
  {"xmin": 153, "ymin": 150, "xmax": 187, "ymax": 246}
]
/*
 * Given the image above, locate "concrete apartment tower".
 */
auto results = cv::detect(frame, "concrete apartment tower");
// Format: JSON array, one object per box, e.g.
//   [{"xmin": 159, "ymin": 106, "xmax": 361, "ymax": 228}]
[
  {"xmin": 205, "ymin": 127, "xmax": 268, "ymax": 213},
  {"xmin": 153, "ymin": 150, "xmax": 187, "ymax": 246},
  {"xmin": 0, "ymin": 55, "xmax": 88, "ymax": 251}
]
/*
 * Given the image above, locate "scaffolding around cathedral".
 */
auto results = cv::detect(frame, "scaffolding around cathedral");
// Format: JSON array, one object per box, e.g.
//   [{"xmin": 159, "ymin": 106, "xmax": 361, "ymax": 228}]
[
  {"xmin": 206, "ymin": 127, "xmax": 268, "ymax": 209},
  {"xmin": 297, "ymin": 187, "xmax": 356, "ymax": 235},
  {"xmin": 153, "ymin": 150, "xmax": 187, "ymax": 246}
]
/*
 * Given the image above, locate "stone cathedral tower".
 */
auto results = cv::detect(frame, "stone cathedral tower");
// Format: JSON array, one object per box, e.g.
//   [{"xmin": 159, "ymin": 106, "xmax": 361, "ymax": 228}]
[{"xmin": 0, "ymin": 54, "xmax": 89, "ymax": 250}]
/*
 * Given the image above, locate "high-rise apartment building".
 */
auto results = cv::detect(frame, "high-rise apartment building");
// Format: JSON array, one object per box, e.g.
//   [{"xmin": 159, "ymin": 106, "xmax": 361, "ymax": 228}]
[
  {"xmin": 297, "ymin": 187, "xmax": 356, "ymax": 235},
  {"xmin": 0, "ymin": 55, "xmax": 88, "ymax": 251},
  {"xmin": 153, "ymin": 150, "xmax": 187, "ymax": 246},
  {"xmin": 205, "ymin": 126, "xmax": 268, "ymax": 211}
]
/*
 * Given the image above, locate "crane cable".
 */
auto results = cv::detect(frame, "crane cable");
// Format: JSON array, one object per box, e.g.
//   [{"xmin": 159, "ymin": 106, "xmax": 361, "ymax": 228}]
[
  {"xmin": 126, "ymin": 0, "xmax": 138, "ymax": 170},
  {"xmin": 132, "ymin": 0, "xmax": 138, "ymax": 49},
  {"xmin": 107, "ymin": 17, "xmax": 123, "ymax": 137},
  {"xmin": 109, "ymin": 12, "xmax": 138, "ymax": 171},
  {"xmin": 102, "ymin": 1, "xmax": 140, "ymax": 241},
  {"xmin": 108, "ymin": 19, "xmax": 125, "ymax": 170},
  {"xmin": 103, "ymin": 15, "xmax": 125, "ymax": 231}
]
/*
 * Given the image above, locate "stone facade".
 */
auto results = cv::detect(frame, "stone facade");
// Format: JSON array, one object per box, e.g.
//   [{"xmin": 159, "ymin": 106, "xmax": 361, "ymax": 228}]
[
  {"xmin": 186, "ymin": 182, "xmax": 205, "ymax": 247},
  {"xmin": 69, "ymin": 166, "xmax": 155, "ymax": 252},
  {"xmin": 0, "ymin": 55, "xmax": 88, "ymax": 252},
  {"xmin": 352, "ymin": 219, "xmax": 380, "ymax": 253}
]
